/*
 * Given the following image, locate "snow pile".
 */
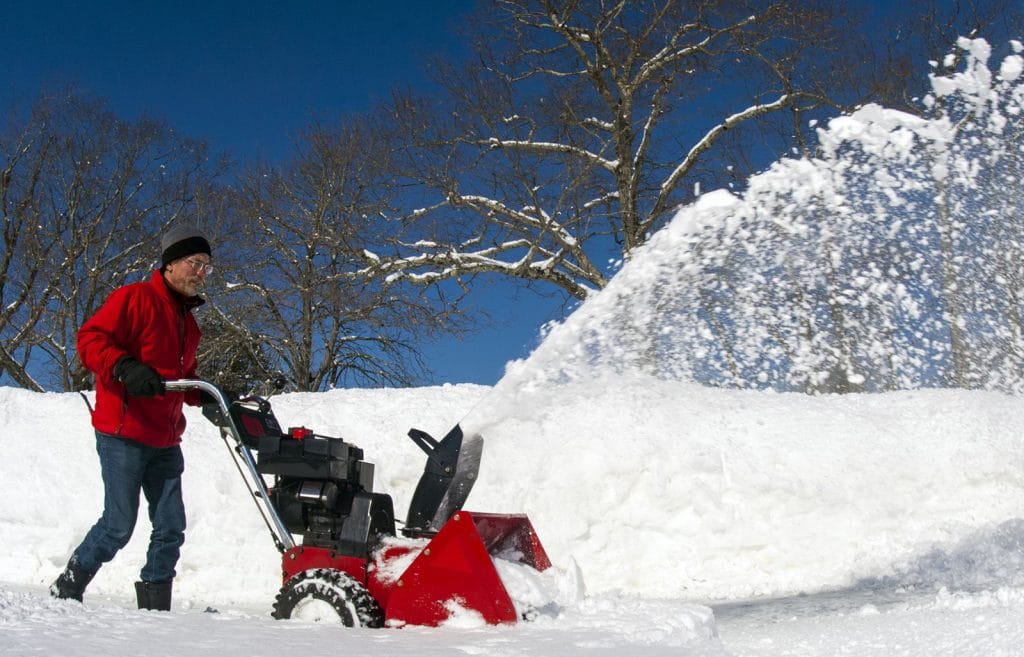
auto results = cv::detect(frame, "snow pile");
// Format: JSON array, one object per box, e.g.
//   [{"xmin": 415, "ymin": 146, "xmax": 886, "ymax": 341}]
[
  {"xmin": 495, "ymin": 38, "xmax": 1024, "ymax": 392},
  {"xmin": 4, "ymin": 379, "xmax": 1024, "ymax": 609},
  {"xmin": 462, "ymin": 378, "xmax": 1024, "ymax": 600}
]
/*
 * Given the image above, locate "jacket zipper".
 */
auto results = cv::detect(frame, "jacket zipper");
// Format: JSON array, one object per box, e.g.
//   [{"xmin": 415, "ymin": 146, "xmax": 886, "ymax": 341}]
[{"xmin": 171, "ymin": 304, "xmax": 187, "ymax": 437}]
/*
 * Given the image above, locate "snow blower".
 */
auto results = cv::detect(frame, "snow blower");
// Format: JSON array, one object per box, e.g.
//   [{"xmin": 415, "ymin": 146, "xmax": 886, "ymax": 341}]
[{"xmin": 164, "ymin": 379, "xmax": 551, "ymax": 627}]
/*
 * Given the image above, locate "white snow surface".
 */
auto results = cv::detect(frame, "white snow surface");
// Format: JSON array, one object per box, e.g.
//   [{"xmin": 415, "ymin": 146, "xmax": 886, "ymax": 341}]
[
  {"xmin": 6, "ymin": 36, "xmax": 1024, "ymax": 657},
  {"xmin": 4, "ymin": 382, "xmax": 1024, "ymax": 656}
]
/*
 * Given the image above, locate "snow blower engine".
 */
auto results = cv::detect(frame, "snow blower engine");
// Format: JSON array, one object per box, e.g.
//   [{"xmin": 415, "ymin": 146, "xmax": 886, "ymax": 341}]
[{"xmin": 165, "ymin": 380, "xmax": 550, "ymax": 627}]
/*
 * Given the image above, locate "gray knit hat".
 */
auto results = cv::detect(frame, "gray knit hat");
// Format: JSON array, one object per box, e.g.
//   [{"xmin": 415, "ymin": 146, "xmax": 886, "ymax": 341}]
[{"xmin": 161, "ymin": 223, "xmax": 211, "ymax": 266}]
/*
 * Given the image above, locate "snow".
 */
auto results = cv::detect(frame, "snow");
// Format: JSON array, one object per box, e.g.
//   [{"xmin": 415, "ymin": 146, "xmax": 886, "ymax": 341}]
[
  {"xmin": 5, "ymin": 36, "xmax": 1024, "ymax": 657},
  {"xmin": 4, "ymin": 369, "xmax": 1024, "ymax": 655},
  {"xmin": 1000, "ymin": 53, "xmax": 1023, "ymax": 81},
  {"xmin": 514, "ymin": 36, "xmax": 1024, "ymax": 394}
]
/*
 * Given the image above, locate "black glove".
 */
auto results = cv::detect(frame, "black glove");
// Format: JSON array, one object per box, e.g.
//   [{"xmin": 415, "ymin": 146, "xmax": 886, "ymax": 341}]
[{"xmin": 113, "ymin": 357, "xmax": 165, "ymax": 397}]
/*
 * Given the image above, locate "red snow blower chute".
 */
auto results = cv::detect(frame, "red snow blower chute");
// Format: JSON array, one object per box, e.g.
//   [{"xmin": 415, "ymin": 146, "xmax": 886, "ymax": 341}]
[{"xmin": 165, "ymin": 380, "xmax": 550, "ymax": 627}]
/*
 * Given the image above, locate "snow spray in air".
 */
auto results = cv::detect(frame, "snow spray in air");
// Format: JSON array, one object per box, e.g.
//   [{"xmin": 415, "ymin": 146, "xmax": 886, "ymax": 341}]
[{"xmin": 451, "ymin": 38, "xmax": 1024, "ymax": 600}]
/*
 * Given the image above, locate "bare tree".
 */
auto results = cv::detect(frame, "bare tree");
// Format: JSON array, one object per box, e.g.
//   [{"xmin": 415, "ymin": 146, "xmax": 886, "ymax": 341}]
[
  {"xmin": 0, "ymin": 91, "xmax": 224, "ymax": 391},
  {"xmin": 360, "ymin": 0, "xmax": 1023, "ymax": 393},
  {"xmin": 0, "ymin": 110, "xmax": 59, "ymax": 390},
  {"xmin": 363, "ymin": 0, "xmax": 858, "ymax": 299},
  {"xmin": 223, "ymin": 120, "xmax": 466, "ymax": 391}
]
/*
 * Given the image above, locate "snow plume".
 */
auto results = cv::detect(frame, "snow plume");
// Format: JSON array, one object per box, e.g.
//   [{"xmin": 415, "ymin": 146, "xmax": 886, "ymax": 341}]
[
  {"xmin": 491, "ymin": 38, "xmax": 1024, "ymax": 395},
  {"xmin": 447, "ymin": 36, "xmax": 1024, "ymax": 602}
]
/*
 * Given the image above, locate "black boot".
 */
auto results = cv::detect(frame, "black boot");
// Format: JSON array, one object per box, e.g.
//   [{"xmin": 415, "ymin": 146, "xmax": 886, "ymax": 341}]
[
  {"xmin": 135, "ymin": 580, "xmax": 172, "ymax": 611},
  {"xmin": 50, "ymin": 557, "xmax": 96, "ymax": 602}
]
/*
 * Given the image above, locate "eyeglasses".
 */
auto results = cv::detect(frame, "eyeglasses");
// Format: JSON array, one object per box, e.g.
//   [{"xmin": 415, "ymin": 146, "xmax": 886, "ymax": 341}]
[{"xmin": 183, "ymin": 258, "xmax": 214, "ymax": 275}]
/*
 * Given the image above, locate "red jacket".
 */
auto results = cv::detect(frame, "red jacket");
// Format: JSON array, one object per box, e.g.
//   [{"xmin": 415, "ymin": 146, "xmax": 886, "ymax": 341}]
[{"xmin": 78, "ymin": 270, "xmax": 203, "ymax": 447}]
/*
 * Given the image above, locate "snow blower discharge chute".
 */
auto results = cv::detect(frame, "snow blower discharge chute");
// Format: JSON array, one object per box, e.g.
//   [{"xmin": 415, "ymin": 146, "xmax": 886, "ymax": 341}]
[{"xmin": 165, "ymin": 380, "xmax": 551, "ymax": 627}]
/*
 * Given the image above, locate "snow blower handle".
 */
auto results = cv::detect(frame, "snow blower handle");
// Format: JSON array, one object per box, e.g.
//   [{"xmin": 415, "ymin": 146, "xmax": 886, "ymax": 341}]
[
  {"xmin": 163, "ymin": 378, "xmax": 297, "ymax": 552},
  {"xmin": 164, "ymin": 379, "xmax": 233, "ymax": 417}
]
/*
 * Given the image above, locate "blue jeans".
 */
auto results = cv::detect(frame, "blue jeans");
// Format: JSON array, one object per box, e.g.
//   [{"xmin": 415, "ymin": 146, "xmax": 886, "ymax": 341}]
[{"xmin": 73, "ymin": 431, "xmax": 186, "ymax": 582}]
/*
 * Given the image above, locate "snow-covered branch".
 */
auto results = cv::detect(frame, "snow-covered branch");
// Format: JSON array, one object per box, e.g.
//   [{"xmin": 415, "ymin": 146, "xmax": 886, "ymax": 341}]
[
  {"xmin": 652, "ymin": 94, "xmax": 792, "ymax": 225},
  {"xmin": 635, "ymin": 15, "xmax": 756, "ymax": 85},
  {"xmin": 478, "ymin": 137, "xmax": 618, "ymax": 173},
  {"xmin": 358, "ymin": 235, "xmax": 601, "ymax": 300}
]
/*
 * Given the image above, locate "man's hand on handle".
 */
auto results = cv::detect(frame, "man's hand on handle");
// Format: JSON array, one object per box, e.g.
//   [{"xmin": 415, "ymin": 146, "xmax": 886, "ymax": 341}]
[{"xmin": 113, "ymin": 357, "xmax": 165, "ymax": 397}]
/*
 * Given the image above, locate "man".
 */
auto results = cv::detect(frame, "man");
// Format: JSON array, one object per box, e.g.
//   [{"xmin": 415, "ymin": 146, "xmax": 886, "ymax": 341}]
[{"xmin": 50, "ymin": 224, "xmax": 213, "ymax": 611}]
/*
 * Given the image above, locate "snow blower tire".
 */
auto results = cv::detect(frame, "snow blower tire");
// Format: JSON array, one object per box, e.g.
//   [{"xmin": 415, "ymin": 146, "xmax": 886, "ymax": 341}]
[{"xmin": 272, "ymin": 568, "xmax": 383, "ymax": 627}]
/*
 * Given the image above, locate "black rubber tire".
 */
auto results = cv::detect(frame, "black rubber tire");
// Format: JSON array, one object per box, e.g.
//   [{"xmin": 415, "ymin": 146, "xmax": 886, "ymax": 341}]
[{"xmin": 271, "ymin": 568, "xmax": 384, "ymax": 627}]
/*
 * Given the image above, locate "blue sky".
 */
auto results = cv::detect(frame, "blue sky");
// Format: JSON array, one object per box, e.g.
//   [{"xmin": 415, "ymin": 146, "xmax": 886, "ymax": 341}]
[
  {"xmin": 1, "ymin": 1, "xmax": 472, "ymax": 160},
  {"xmin": 1, "ymin": 0, "xmax": 569, "ymax": 386}
]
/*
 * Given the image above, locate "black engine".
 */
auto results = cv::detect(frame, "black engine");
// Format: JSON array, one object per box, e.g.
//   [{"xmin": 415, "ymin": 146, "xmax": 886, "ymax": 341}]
[{"xmin": 221, "ymin": 397, "xmax": 396, "ymax": 557}]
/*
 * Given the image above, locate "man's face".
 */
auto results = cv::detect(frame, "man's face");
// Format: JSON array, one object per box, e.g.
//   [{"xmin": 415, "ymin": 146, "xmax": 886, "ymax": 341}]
[{"xmin": 164, "ymin": 254, "xmax": 212, "ymax": 297}]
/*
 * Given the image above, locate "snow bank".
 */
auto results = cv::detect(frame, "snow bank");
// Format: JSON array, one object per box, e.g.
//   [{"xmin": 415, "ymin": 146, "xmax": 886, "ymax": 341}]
[
  {"xmin": 4, "ymin": 380, "xmax": 1023, "ymax": 608},
  {"xmin": 464, "ymin": 377, "xmax": 1024, "ymax": 600}
]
